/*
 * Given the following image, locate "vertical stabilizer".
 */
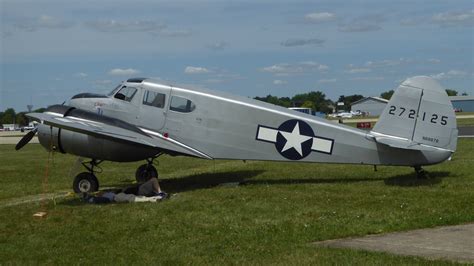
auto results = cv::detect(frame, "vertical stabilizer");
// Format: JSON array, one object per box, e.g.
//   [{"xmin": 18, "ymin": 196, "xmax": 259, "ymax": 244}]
[{"xmin": 372, "ymin": 76, "xmax": 457, "ymax": 151}]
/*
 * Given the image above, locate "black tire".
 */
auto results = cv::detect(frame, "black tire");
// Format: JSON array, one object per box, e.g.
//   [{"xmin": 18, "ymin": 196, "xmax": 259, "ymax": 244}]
[
  {"xmin": 73, "ymin": 172, "xmax": 99, "ymax": 193},
  {"xmin": 135, "ymin": 164, "xmax": 158, "ymax": 183},
  {"xmin": 415, "ymin": 169, "xmax": 428, "ymax": 179}
]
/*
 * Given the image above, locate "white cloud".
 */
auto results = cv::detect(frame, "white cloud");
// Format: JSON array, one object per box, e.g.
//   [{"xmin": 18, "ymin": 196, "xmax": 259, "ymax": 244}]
[
  {"xmin": 346, "ymin": 68, "xmax": 371, "ymax": 74},
  {"xmin": 428, "ymin": 58, "xmax": 441, "ymax": 64},
  {"xmin": 281, "ymin": 38, "xmax": 325, "ymax": 47},
  {"xmin": 273, "ymin": 80, "xmax": 287, "ymax": 85},
  {"xmin": 74, "ymin": 72, "xmax": 88, "ymax": 78},
  {"xmin": 207, "ymin": 41, "xmax": 228, "ymax": 50},
  {"xmin": 159, "ymin": 29, "xmax": 192, "ymax": 37},
  {"xmin": 94, "ymin": 80, "xmax": 113, "ymax": 85},
  {"xmin": 304, "ymin": 12, "xmax": 336, "ymax": 23},
  {"xmin": 260, "ymin": 61, "xmax": 329, "ymax": 76},
  {"xmin": 184, "ymin": 66, "xmax": 211, "ymax": 74},
  {"xmin": 85, "ymin": 20, "xmax": 165, "ymax": 33},
  {"xmin": 84, "ymin": 19, "xmax": 190, "ymax": 37},
  {"xmin": 350, "ymin": 77, "xmax": 384, "ymax": 81},
  {"xmin": 338, "ymin": 24, "xmax": 381, "ymax": 32},
  {"xmin": 400, "ymin": 18, "xmax": 423, "ymax": 26},
  {"xmin": 430, "ymin": 70, "xmax": 467, "ymax": 80},
  {"xmin": 431, "ymin": 10, "xmax": 474, "ymax": 27},
  {"xmin": 365, "ymin": 58, "xmax": 414, "ymax": 68},
  {"xmin": 318, "ymin": 64, "xmax": 329, "ymax": 71},
  {"xmin": 204, "ymin": 79, "xmax": 224, "ymax": 84},
  {"xmin": 15, "ymin": 15, "xmax": 73, "ymax": 32},
  {"xmin": 338, "ymin": 14, "xmax": 386, "ymax": 32},
  {"xmin": 108, "ymin": 68, "xmax": 140, "ymax": 76},
  {"xmin": 318, "ymin": 79, "xmax": 336, "ymax": 83}
]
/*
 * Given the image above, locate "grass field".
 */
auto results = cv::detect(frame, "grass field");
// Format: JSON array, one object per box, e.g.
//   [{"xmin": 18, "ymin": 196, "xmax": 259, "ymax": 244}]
[{"xmin": 0, "ymin": 140, "xmax": 473, "ymax": 264}]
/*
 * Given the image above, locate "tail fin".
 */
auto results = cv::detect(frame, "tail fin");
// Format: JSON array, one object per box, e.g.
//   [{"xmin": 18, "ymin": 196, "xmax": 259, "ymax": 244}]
[{"xmin": 372, "ymin": 76, "xmax": 457, "ymax": 152}]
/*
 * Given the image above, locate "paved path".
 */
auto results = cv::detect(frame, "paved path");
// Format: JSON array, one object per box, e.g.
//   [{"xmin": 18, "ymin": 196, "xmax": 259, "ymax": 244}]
[
  {"xmin": 314, "ymin": 224, "xmax": 474, "ymax": 263},
  {"xmin": 459, "ymin": 126, "xmax": 474, "ymax": 137}
]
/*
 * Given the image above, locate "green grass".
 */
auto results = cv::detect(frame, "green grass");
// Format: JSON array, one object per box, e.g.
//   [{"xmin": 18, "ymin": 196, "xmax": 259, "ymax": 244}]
[
  {"xmin": 457, "ymin": 118, "xmax": 474, "ymax": 126},
  {"xmin": 0, "ymin": 140, "xmax": 473, "ymax": 264}
]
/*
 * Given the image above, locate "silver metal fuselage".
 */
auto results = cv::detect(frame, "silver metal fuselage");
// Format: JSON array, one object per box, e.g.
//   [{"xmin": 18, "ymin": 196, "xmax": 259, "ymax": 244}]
[{"xmin": 68, "ymin": 79, "xmax": 451, "ymax": 166}]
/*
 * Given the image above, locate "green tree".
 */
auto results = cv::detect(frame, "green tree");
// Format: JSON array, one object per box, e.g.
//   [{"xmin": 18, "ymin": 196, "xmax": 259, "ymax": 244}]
[
  {"xmin": 292, "ymin": 91, "xmax": 332, "ymax": 113},
  {"xmin": 300, "ymin": 100, "xmax": 315, "ymax": 110},
  {"xmin": 254, "ymin": 95, "xmax": 291, "ymax": 108},
  {"xmin": 15, "ymin": 113, "xmax": 28, "ymax": 126},
  {"xmin": 33, "ymin": 108, "xmax": 46, "ymax": 113},
  {"xmin": 380, "ymin": 90, "xmax": 394, "ymax": 100},
  {"xmin": 1, "ymin": 108, "xmax": 16, "ymax": 124},
  {"xmin": 445, "ymin": 89, "xmax": 458, "ymax": 96},
  {"xmin": 461, "ymin": 92, "xmax": 468, "ymax": 96},
  {"xmin": 255, "ymin": 91, "xmax": 333, "ymax": 113}
]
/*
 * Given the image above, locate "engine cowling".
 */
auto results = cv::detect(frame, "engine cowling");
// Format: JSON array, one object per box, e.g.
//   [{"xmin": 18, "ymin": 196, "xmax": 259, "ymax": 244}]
[
  {"xmin": 37, "ymin": 124, "xmax": 159, "ymax": 162},
  {"xmin": 36, "ymin": 105, "xmax": 160, "ymax": 162}
]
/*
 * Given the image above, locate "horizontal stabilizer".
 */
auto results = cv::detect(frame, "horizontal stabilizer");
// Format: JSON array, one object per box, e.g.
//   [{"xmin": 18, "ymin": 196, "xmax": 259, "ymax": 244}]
[{"xmin": 371, "ymin": 133, "xmax": 449, "ymax": 152}]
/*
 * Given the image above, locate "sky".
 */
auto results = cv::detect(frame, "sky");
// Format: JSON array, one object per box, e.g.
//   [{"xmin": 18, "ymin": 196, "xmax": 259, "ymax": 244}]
[{"xmin": 1, "ymin": 0, "xmax": 473, "ymax": 111}]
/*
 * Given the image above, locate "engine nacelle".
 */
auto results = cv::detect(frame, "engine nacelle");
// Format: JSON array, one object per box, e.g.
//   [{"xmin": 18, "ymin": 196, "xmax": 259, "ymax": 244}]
[{"xmin": 37, "ymin": 124, "xmax": 159, "ymax": 162}]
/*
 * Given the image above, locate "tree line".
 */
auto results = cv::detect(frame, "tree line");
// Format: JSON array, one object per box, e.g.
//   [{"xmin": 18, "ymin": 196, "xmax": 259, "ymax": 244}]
[{"xmin": 0, "ymin": 108, "xmax": 45, "ymax": 126}]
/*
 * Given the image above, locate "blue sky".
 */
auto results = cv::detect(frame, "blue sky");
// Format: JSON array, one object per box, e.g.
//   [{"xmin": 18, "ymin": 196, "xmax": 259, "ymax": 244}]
[{"xmin": 1, "ymin": 0, "xmax": 473, "ymax": 111}]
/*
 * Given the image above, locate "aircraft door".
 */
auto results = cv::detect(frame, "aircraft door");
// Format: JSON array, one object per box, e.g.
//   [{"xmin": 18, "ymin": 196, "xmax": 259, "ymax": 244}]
[{"xmin": 138, "ymin": 85, "xmax": 171, "ymax": 131}]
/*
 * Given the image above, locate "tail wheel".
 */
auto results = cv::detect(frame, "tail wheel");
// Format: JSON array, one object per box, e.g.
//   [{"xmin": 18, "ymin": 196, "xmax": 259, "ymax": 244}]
[
  {"xmin": 135, "ymin": 164, "xmax": 158, "ymax": 183},
  {"xmin": 73, "ymin": 172, "xmax": 99, "ymax": 193}
]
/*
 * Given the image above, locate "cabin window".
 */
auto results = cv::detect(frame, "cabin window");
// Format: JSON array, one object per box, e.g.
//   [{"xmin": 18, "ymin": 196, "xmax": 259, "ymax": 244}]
[
  {"xmin": 170, "ymin": 96, "xmax": 195, "ymax": 113},
  {"xmin": 143, "ymin": 90, "xmax": 165, "ymax": 108},
  {"xmin": 114, "ymin": 86, "xmax": 137, "ymax": 102}
]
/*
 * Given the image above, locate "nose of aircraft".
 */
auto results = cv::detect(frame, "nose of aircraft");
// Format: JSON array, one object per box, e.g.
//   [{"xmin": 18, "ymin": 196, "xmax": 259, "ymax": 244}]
[
  {"xmin": 69, "ymin": 92, "xmax": 109, "ymax": 111},
  {"xmin": 71, "ymin": 92, "xmax": 108, "ymax": 100}
]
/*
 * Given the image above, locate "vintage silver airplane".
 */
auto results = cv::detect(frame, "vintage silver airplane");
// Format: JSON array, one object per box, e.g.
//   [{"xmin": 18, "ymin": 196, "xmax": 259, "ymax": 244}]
[{"xmin": 16, "ymin": 76, "xmax": 457, "ymax": 193}]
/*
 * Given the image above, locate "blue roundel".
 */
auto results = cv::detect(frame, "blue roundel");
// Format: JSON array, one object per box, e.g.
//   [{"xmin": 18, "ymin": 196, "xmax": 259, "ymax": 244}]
[{"xmin": 275, "ymin": 119, "xmax": 314, "ymax": 160}]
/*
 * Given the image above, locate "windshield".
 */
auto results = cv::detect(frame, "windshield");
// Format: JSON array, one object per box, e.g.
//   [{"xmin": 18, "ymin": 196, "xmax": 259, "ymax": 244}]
[{"xmin": 107, "ymin": 84, "xmax": 122, "ymax": 96}]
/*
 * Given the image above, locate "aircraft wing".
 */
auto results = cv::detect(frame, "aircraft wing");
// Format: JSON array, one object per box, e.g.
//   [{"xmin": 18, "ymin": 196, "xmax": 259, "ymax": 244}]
[{"xmin": 27, "ymin": 112, "xmax": 212, "ymax": 159}]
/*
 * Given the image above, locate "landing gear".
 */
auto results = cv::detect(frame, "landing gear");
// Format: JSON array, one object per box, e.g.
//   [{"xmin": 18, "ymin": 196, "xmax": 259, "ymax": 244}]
[
  {"xmin": 73, "ymin": 159, "xmax": 102, "ymax": 193},
  {"xmin": 135, "ymin": 158, "xmax": 159, "ymax": 183},
  {"xmin": 414, "ymin": 166, "xmax": 428, "ymax": 179},
  {"xmin": 73, "ymin": 172, "xmax": 99, "ymax": 193}
]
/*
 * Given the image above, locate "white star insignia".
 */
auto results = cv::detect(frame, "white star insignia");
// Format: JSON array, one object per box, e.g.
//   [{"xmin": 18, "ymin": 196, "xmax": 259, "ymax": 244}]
[{"xmin": 280, "ymin": 122, "xmax": 312, "ymax": 156}]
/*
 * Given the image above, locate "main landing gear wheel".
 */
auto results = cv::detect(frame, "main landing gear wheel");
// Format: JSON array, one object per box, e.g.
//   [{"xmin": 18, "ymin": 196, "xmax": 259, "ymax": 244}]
[
  {"xmin": 73, "ymin": 172, "xmax": 99, "ymax": 193},
  {"xmin": 414, "ymin": 166, "xmax": 428, "ymax": 179},
  {"xmin": 135, "ymin": 164, "xmax": 158, "ymax": 183}
]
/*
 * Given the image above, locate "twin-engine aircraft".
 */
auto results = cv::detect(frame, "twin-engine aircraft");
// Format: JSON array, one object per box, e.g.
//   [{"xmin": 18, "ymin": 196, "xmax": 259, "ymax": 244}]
[{"xmin": 16, "ymin": 76, "xmax": 457, "ymax": 193}]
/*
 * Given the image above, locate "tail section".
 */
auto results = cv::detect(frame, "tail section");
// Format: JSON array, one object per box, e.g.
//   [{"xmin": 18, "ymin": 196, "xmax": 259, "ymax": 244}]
[{"xmin": 372, "ymin": 76, "xmax": 457, "ymax": 152}]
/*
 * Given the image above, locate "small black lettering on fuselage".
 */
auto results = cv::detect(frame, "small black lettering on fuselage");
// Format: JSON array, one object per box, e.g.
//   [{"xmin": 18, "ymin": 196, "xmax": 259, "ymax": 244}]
[{"xmin": 422, "ymin": 136, "xmax": 439, "ymax": 143}]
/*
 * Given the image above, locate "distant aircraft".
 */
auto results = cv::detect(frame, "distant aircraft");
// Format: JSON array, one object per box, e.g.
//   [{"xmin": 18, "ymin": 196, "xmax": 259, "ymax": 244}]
[{"xmin": 16, "ymin": 76, "xmax": 458, "ymax": 193}]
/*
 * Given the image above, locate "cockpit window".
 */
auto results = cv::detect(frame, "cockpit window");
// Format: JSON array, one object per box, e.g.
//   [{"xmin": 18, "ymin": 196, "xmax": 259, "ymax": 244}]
[
  {"xmin": 114, "ymin": 86, "xmax": 137, "ymax": 102},
  {"xmin": 143, "ymin": 90, "xmax": 165, "ymax": 108},
  {"xmin": 108, "ymin": 84, "xmax": 122, "ymax": 97},
  {"xmin": 170, "ymin": 96, "xmax": 195, "ymax": 113}
]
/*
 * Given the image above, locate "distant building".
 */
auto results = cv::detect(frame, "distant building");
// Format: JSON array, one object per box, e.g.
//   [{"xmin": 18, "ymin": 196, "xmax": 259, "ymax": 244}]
[
  {"xmin": 449, "ymin": 96, "xmax": 474, "ymax": 112},
  {"xmin": 1, "ymin": 124, "xmax": 19, "ymax": 131},
  {"xmin": 350, "ymin": 97, "xmax": 389, "ymax": 116}
]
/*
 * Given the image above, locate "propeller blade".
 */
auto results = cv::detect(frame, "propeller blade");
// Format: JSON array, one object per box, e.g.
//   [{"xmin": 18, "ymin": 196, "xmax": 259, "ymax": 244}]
[{"xmin": 15, "ymin": 127, "xmax": 38, "ymax": 150}]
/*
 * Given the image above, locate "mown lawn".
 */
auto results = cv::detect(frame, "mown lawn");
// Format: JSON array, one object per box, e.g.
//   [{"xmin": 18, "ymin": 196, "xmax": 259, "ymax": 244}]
[{"xmin": 0, "ymin": 140, "xmax": 473, "ymax": 264}]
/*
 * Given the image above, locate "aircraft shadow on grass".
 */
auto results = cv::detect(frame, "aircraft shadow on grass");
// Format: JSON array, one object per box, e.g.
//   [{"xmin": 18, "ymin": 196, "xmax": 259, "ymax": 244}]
[
  {"xmin": 61, "ymin": 169, "xmax": 451, "ymax": 205},
  {"xmin": 384, "ymin": 171, "xmax": 450, "ymax": 187}
]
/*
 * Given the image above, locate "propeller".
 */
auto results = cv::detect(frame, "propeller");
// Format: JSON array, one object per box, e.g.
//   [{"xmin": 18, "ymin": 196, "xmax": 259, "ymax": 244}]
[{"xmin": 15, "ymin": 127, "xmax": 38, "ymax": 150}]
